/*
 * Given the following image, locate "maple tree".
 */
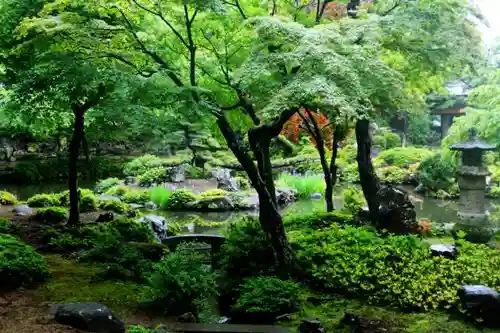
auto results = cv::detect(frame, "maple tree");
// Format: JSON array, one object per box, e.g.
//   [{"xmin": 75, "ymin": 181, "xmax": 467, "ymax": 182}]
[{"xmin": 281, "ymin": 108, "xmax": 333, "ymax": 150}]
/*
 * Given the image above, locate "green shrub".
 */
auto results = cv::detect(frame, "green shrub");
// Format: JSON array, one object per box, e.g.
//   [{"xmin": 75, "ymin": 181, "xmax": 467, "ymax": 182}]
[
  {"xmin": 142, "ymin": 250, "xmax": 218, "ymax": 314},
  {"xmin": 98, "ymin": 200, "xmax": 130, "ymax": 214},
  {"xmin": 377, "ymin": 166, "xmax": 410, "ymax": 184},
  {"xmin": 343, "ymin": 187, "xmax": 366, "ymax": 214},
  {"xmin": 489, "ymin": 186, "xmax": 500, "ymax": 198},
  {"xmin": 58, "ymin": 189, "xmax": 95, "ymax": 206},
  {"xmin": 150, "ymin": 187, "xmax": 172, "ymax": 209},
  {"xmin": 378, "ymin": 147, "xmax": 433, "ymax": 168},
  {"xmin": 80, "ymin": 194, "xmax": 98, "ymax": 213},
  {"xmin": 416, "ymin": 153, "xmax": 458, "ymax": 192},
  {"xmin": 104, "ymin": 185, "xmax": 130, "ymax": 198},
  {"xmin": 383, "ymin": 132, "xmax": 401, "ymax": 149},
  {"xmin": 200, "ymin": 189, "xmax": 226, "ymax": 198},
  {"xmin": 0, "ymin": 234, "xmax": 49, "ymax": 290},
  {"xmin": 0, "ymin": 218, "xmax": 12, "ymax": 234},
  {"xmin": 219, "ymin": 217, "xmax": 276, "ymax": 281},
  {"xmin": 124, "ymin": 154, "xmax": 164, "ymax": 177},
  {"xmin": 35, "ymin": 207, "xmax": 68, "ymax": 224},
  {"xmin": 372, "ymin": 135, "xmax": 386, "ymax": 149},
  {"xmin": 341, "ymin": 163, "xmax": 359, "ymax": 183},
  {"xmin": 490, "ymin": 164, "xmax": 500, "ymax": 186},
  {"xmin": 0, "ymin": 191, "xmax": 17, "ymax": 205},
  {"xmin": 284, "ymin": 211, "xmax": 354, "ymax": 231},
  {"xmin": 235, "ymin": 176, "xmax": 250, "ymax": 190},
  {"xmin": 290, "ymin": 225, "xmax": 500, "ymax": 310},
  {"xmin": 123, "ymin": 190, "xmax": 151, "ymax": 204},
  {"xmin": 185, "ymin": 165, "xmax": 204, "ymax": 179},
  {"xmin": 137, "ymin": 168, "xmax": 167, "ymax": 187},
  {"xmin": 165, "ymin": 189, "xmax": 197, "ymax": 210},
  {"xmin": 109, "ymin": 218, "xmax": 155, "ymax": 243},
  {"xmin": 27, "ymin": 193, "xmax": 61, "ymax": 207},
  {"xmin": 95, "ymin": 178, "xmax": 121, "ymax": 193},
  {"xmin": 235, "ymin": 277, "xmax": 301, "ymax": 316},
  {"xmin": 276, "ymin": 173, "xmax": 325, "ymax": 199}
]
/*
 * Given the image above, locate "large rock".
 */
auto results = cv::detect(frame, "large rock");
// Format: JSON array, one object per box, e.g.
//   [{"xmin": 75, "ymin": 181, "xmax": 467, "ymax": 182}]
[
  {"xmin": 430, "ymin": 244, "xmax": 456, "ymax": 259},
  {"xmin": 276, "ymin": 187, "xmax": 297, "ymax": 206},
  {"xmin": 96, "ymin": 212, "xmax": 114, "ymax": 223},
  {"xmin": 138, "ymin": 214, "xmax": 168, "ymax": 241},
  {"xmin": 212, "ymin": 168, "xmax": 239, "ymax": 192},
  {"xmin": 166, "ymin": 164, "xmax": 188, "ymax": 183},
  {"xmin": 375, "ymin": 185, "xmax": 418, "ymax": 234},
  {"xmin": 14, "ymin": 205, "xmax": 33, "ymax": 216},
  {"xmin": 195, "ymin": 196, "xmax": 234, "ymax": 211},
  {"xmin": 239, "ymin": 195, "xmax": 259, "ymax": 210},
  {"xmin": 310, "ymin": 192, "xmax": 322, "ymax": 200},
  {"xmin": 458, "ymin": 285, "xmax": 500, "ymax": 327},
  {"xmin": 53, "ymin": 302, "xmax": 125, "ymax": 333}
]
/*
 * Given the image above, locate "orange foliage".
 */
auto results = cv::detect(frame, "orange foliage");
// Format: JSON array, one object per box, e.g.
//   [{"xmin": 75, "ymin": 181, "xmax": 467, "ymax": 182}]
[{"xmin": 281, "ymin": 108, "xmax": 333, "ymax": 150}]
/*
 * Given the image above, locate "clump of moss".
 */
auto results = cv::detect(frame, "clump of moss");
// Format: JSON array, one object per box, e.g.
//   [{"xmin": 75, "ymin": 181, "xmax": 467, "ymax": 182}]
[
  {"xmin": 98, "ymin": 199, "xmax": 130, "ymax": 214},
  {"xmin": 0, "ymin": 191, "xmax": 17, "ymax": 205},
  {"xmin": 35, "ymin": 207, "xmax": 68, "ymax": 224}
]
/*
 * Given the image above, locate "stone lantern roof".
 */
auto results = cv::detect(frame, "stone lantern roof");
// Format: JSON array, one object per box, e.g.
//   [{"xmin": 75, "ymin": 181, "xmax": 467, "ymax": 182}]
[{"xmin": 449, "ymin": 128, "xmax": 496, "ymax": 151}]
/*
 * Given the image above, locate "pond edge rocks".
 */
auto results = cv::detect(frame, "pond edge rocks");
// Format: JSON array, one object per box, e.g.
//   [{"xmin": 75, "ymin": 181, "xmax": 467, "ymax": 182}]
[{"xmin": 53, "ymin": 302, "xmax": 125, "ymax": 333}]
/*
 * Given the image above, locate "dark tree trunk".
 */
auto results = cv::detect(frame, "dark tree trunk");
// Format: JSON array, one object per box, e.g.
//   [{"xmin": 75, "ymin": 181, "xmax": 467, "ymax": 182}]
[
  {"xmin": 355, "ymin": 119, "xmax": 381, "ymax": 221},
  {"xmin": 216, "ymin": 113, "xmax": 295, "ymax": 273},
  {"xmin": 68, "ymin": 110, "xmax": 85, "ymax": 225},
  {"xmin": 249, "ymin": 131, "xmax": 276, "ymax": 205}
]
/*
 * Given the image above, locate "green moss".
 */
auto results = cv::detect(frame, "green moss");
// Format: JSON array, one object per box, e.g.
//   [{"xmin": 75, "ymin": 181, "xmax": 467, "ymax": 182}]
[
  {"xmin": 200, "ymin": 189, "xmax": 226, "ymax": 198},
  {"xmin": 0, "ymin": 218, "xmax": 12, "ymax": 233},
  {"xmin": 39, "ymin": 255, "xmax": 147, "ymax": 318},
  {"xmin": 0, "ymin": 191, "xmax": 17, "ymax": 205},
  {"xmin": 104, "ymin": 185, "xmax": 130, "ymax": 197},
  {"xmin": 383, "ymin": 132, "xmax": 402, "ymax": 149},
  {"xmin": 284, "ymin": 211, "xmax": 354, "ymax": 230},
  {"xmin": 80, "ymin": 194, "xmax": 98, "ymax": 212}
]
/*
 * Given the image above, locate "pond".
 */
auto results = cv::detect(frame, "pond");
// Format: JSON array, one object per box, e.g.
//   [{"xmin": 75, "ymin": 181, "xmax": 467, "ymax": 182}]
[{"xmin": 3, "ymin": 181, "xmax": 498, "ymax": 235}]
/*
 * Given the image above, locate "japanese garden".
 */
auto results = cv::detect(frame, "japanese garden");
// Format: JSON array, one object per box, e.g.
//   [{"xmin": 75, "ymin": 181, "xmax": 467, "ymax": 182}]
[{"xmin": 1, "ymin": 0, "xmax": 500, "ymax": 332}]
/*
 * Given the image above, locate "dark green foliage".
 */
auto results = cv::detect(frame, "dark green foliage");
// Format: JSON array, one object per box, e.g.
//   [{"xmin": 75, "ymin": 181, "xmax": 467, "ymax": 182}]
[
  {"xmin": 284, "ymin": 211, "xmax": 354, "ymax": 231},
  {"xmin": 80, "ymin": 194, "xmax": 98, "ymax": 212},
  {"xmin": 185, "ymin": 165, "xmax": 204, "ymax": 179},
  {"xmin": 416, "ymin": 153, "xmax": 459, "ymax": 192},
  {"xmin": 342, "ymin": 187, "xmax": 366, "ymax": 214},
  {"xmin": 372, "ymin": 135, "xmax": 387, "ymax": 149},
  {"xmin": 137, "ymin": 168, "xmax": 167, "ymax": 187},
  {"xmin": 219, "ymin": 217, "xmax": 276, "ymax": 280},
  {"xmin": 290, "ymin": 225, "xmax": 500, "ymax": 310},
  {"xmin": 58, "ymin": 188, "xmax": 95, "ymax": 206},
  {"xmin": 124, "ymin": 155, "xmax": 164, "ymax": 177},
  {"xmin": 407, "ymin": 113, "xmax": 438, "ymax": 146},
  {"xmin": 142, "ymin": 250, "xmax": 218, "ymax": 314},
  {"xmin": 378, "ymin": 147, "xmax": 433, "ymax": 167},
  {"xmin": 165, "ymin": 189, "xmax": 198, "ymax": 210},
  {"xmin": 0, "ymin": 234, "xmax": 49, "ymax": 290},
  {"xmin": 340, "ymin": 163, "xmax": 360, "ymax": 183},
  {"xmin": 383, "ymin": 132, "xmax": 401, "ymax": 149},
  {"xmin": 0, "ymin": 218, "xmax": 12, "ymax": 234},
  {"xmin": 235, "ymin": 277, "xmax": 301, "ymax": 316},
  {"xmin": 95, "ymin": 177, "xmax": 121, "ymax": 193},
  {"xmin": 98, "ymin": 199, "xmax": 130, "ymax": 214},
  {"xmin": 234, "ymin": 176, "xmax": 250, "ymax": 190},
  {"xmin": 35, "ymin": 207, "xmax": 68, "ymax": 224},
  {"xmin": 27, "ymin": 193, "xmax": 61, "ymax": 207}
]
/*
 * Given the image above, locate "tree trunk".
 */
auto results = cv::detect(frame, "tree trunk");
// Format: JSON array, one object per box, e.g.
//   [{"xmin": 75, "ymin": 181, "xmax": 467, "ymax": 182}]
[
  {"xmin": 355, "ymin": 119, "xmax": 381, "ymax": 221},
  {"xmin": 216, "ymin": 113, "xmax": 294, "ymax": 273},
  {"xmin": 68, "ymin": 110, "xmax": 85, "ymax": 225}
]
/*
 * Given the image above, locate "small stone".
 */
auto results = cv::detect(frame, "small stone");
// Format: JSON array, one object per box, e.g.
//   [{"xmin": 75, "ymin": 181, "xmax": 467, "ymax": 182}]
[
  {"xmin": 96, "ymin": 212, "xmax": 114, "ymax": 223},
  {"xmin": 458, "ymin": 285, "xmax": 500, "ymax": 327},
  {"xmin": 54, "ymin": 303, "xmax": 125, "ymax": 333},
  {"xmin": 217, "ymin": 316, "xmax": 231, "ymax": 324},
  {"xmin": 299, "ymin": 318, "xmax": 325, "ymax": 333},
  {"xmin": 430, "ymin": 244, "xmax": 457, "ymax": 259},
  {"xmin": 14, "ymin": 205, "xmax": 33, "ymax": 216},
  {"xmin": 310, "ymin": 193, "xmax": 322, "ymax": 200}
]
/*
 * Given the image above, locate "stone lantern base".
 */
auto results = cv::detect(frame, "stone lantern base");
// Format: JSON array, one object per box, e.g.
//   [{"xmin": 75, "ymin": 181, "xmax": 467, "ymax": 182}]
[{"xmin": 453, "ymin": 212, "xmax": 494, "ymax": 243}]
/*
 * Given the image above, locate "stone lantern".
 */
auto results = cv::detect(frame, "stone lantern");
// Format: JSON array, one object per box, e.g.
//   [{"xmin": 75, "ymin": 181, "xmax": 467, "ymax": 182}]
[{"xmin": 449, "ymin": 128, "xmax": 497, "ymax": 243}]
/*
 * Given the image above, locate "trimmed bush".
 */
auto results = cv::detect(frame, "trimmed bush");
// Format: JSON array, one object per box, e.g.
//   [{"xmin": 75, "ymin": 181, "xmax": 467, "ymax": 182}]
[
  {"xmin": 377, "ymin": 166, "xmax": 410, "ymax": 184},
  {"xmin": 0, "ymin": 234, "xmax": 49, "ymax": 290},
  {"xmin": 98, "ymin": 200, "xmax": 130, "ymax": 214},
  {"xmin": 372, "ymin": 135, "xmax": 386, "ymax": 149},
  {"xmin": 289, "ymin": 225, "xmax": 500, "ymax": 310},
  {"xmin": 58, "ymin": 188, "xmax": 95, "ymax": 206},
  {"xmin": 284, "ymin": 211, "xmax": 353, "ymax": 231},
  {"xmin": 416, "ymin": 153, "xmax": 458, "ymax": 192},
  {"xmin": 142, "ymin": 250, "xmax": 218, "ymax": 314},
  {"xmin": 123, "ymin": 190, "xmax": 151, "ymax": 204},
  {"xmin": 235, "ymin": 176, "xmax": 250, "ymax": 190},
  {"xmin": 200, "ymin": 189, "xmax": 226, "ymax": 198},
  {"xmin": 383, "ymin": 132, "xmax": 401, "ymax": 149},
  {"xmin": 95, "ymin": 178, "xmax": 121, "ymax": 193},
  {"xmin": 0, "ymin": 191, "xmax": 17, "ymax": 205},
  {"xmin": 185, "ymin": 165, "xmax": 204, "ymax": 179},
  {"xmin": 488, "ymin": 186, "xmax": 500, "ymax": 198},
  {"xmin": 80, "ymin": 194, "xmax": 98, "ymax": 213},
  {"xmin": 235, "ymin": 277, "xmax": 301, "ymax": 318},
  {"xmin": 343, "ymin": 187, "xmax": 365, "ymax": 214},
  {"xmin": 137, "ymin": 168, "xmax": 167, "ymax": 187},
  {"xmin": 165, "ymin": 189, "xmax": 197, "ymax": 210},
  {"xmin": 124, "ymin": 154, "xmax": 164, "ymax": 177},
  {"xmin": 35, "ymin": 207, "xmax": 68, "ymax": 224},
  {"xmin": 27, "ymin": 193, "xmax": 61, "ymax": 207},
  {"xmin": 378, "ymin": 147, "xmax": 433, "ymax": 168},
  {"xmin": 104, "ymin": 185, "xmax": 129, "ymax": 198}
]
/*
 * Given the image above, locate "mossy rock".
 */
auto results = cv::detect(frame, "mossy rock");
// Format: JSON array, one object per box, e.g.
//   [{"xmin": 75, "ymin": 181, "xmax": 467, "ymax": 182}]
[
  {"xmin": 35, "ymin": 207, "xmax": 68, "ymax": 224},
  {"xmin": 0, "ymin": 191, "xmax": 17, "ymax": 205}
]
